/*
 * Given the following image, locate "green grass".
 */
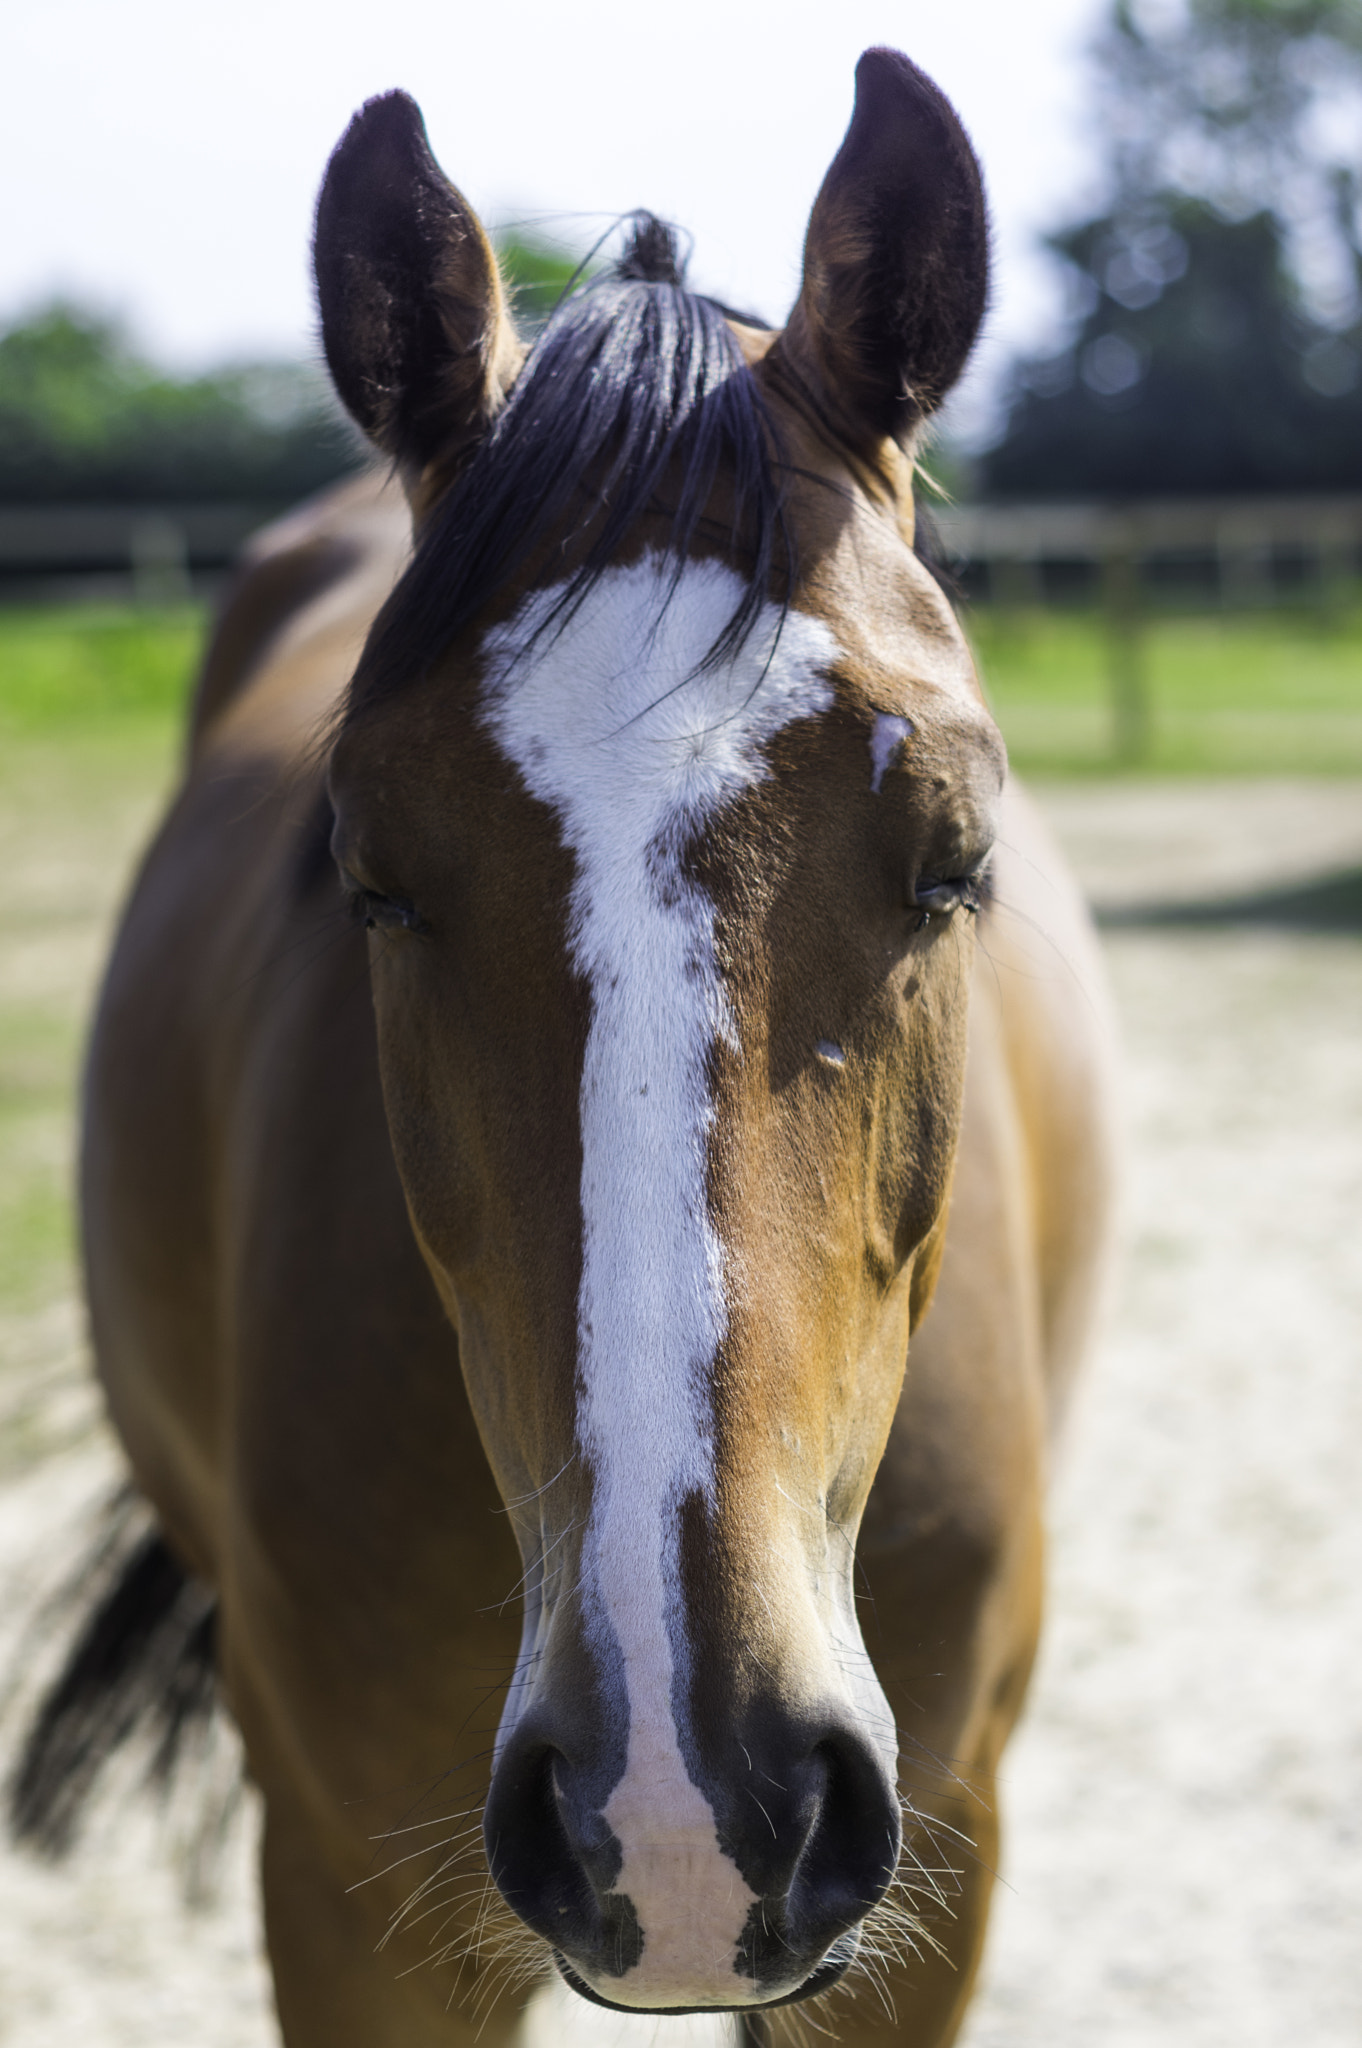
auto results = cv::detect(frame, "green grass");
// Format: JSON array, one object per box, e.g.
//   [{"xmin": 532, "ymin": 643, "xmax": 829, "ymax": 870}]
[
  {"xmin": 968, "ymin": 603, "xmax": 1362, "ymax": 774},
  {"xmin": 0, "ymin": 997, "xmax": 82, "ymax": 1311},
  {"xmin": 0, "ymin": 604, "xmax": 202, "ymax": 1323},
  {"xmin": 0, "ymin": 601, "xmax": 204, "ymax": 737}
]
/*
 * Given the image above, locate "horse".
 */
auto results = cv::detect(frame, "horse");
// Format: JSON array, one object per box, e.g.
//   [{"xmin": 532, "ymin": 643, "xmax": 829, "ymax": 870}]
[{"xmin": 10, "ymin": 47, "xmax": 1114, "ymax": 2047}]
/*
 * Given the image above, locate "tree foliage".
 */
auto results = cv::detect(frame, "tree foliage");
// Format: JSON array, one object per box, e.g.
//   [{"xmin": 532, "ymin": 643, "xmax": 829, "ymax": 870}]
[
  {"xmin": 1097, "ymin": 0, "xmax": 1362, "ymax": 312},
  {"xmin": 981, "ymin": 0, "xmax": 1362, "ymax": 497},
  {"xmin": 495, "ymin": 229, "xmax": 590, "ymax": 335},
  {"xmin": 984, "ymin": 197, "xmax": 1362, "ymax": 495},
  {"xmin": 0, "ymin": 305, "xmax": 362, "ymax": 505}
]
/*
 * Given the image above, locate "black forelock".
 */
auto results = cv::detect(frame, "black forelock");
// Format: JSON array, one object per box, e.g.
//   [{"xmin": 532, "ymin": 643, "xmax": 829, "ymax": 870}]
[
  {"xmin": 612, "ymin": 211, "xmax": 688, "ymax": 286},
  {"xmin": 346, "ymin": 215, "xmax": 789, "ymax": 717}
]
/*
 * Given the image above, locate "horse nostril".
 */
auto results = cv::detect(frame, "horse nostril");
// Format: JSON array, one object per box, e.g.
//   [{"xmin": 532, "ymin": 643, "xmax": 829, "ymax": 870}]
[
  {"xmin": 722, "ymin": 1723, "xmax": 901, "ymax": 1997},
  {"xmin": 485, "ymin": 1742, "xmax": 591, "ymax": 1935},
  {"xmin": 791, "ymin": 1733, "xmax": 902, "ymax": 1935},
  {"xmin": 484, "ymin": 1737, "xmax": 645, "ymax": 1979}
]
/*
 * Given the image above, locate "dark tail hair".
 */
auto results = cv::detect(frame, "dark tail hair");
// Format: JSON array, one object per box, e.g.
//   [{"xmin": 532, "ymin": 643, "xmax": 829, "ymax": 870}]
[{"xmin": 6, "ymin": 1495, "xmax": 220, "ymax": 1857}]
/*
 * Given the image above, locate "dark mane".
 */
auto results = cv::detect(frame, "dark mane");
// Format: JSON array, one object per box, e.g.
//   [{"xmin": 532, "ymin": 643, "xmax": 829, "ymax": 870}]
[{"xmin": 347, "ymin": 216, "xmax": 788, "ymax": 715}]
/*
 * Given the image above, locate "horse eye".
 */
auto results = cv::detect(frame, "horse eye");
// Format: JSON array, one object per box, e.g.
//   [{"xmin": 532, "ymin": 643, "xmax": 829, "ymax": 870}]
[
  {"xmin": 343, "ymin": 876, "xmax": 426, "ymax": 934},
  {"xmin": 911, "ymin": 870, "xmax": 987, "ymax": 927}
]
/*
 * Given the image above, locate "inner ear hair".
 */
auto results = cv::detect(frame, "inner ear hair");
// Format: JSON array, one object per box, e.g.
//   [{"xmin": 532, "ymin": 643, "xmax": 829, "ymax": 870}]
[
  {"xmin": 313, "ymin": 90, "xmax": 522, "ymax": 476},
  {"xmin": 776, "ymin": 47, "xmax": 989, "ymax": 455}
]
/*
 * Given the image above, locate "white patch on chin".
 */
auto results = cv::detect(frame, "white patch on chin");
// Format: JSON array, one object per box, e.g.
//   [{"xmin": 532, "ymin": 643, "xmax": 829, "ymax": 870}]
[
  {"xmin": 483, "ymin": 558, "xmax": 836, "ymax": 2004},
  {"xmin": 520, "ymin": 1971, "xmax": 739, "ymax": 2047}
]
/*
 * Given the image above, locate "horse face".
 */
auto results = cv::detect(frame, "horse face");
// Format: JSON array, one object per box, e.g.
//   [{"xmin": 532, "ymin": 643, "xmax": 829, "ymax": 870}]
[{"xmin": 320, "ymin": 49, "xmax": 997, "ymax": 2016}]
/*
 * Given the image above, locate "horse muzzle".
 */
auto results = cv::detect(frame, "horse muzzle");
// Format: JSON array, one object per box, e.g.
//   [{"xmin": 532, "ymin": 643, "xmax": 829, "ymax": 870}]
[{"xmin": 484, "ymin": 1704, "xmax": 902, "ymax": 2012}]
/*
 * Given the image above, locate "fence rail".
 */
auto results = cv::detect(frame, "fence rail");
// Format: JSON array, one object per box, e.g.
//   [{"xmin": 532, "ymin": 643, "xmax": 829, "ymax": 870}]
[
  {"xmin": 932, "ymin": 493, "xmax": 1362, "ymax": 604},
  {"xmin": 0, "ymin": 503, "xmax": 279, "ymax": 602},
  {"xmin": 935, "ymin": 492, "xmax": 1362, "ymax": 557}
]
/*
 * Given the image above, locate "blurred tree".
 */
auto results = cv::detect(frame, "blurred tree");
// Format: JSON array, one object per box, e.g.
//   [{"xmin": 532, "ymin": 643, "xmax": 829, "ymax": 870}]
[
  {"xmin": 0, "ymin": 304, "xmax": 362, "ymax": 505},
  {"xmin": 0, "ymin": 231, "xmax": 590, "ymax": 504},
  {"xmin": 982, "ymin": 0, "xmax": 1362, "ymax": 496},
  {"xmin": 984, "ymin": 197, "xmax": 1362, "ymax": 494},
  {"xmin": 1097, "ymin": 0, "xmax": 1362, "ymax": 309},
  {"xmin": 495, "ymin": 228, "xmax": 588, "ymax": 334}
]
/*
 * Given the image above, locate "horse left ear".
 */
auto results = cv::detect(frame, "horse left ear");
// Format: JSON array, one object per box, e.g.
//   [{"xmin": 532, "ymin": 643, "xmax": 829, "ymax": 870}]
[
  {"xmin": 313, "ymin": 91, "xmax": 523, "ymax": 479},
  {"xmin": 775, "ymin": 48, "xmax": 988, "ymax": 453}
]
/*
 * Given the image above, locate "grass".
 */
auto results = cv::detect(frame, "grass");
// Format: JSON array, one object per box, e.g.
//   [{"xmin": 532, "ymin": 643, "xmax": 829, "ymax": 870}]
[
  {"xmin": 0, "ymin": 604, "xmax": 201, "ymax": 1330},
  {"xmin": 0, "ymin": 602, "xmax": 204, "ymax": 736},
  {"xmin": 968, "ymin": 601, "xmax": 1362, "ymax": 774}
]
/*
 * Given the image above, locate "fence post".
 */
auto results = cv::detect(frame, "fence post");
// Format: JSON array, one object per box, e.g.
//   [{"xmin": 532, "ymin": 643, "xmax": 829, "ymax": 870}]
[
  {"xmin": 992, "ymin": 551, "xmax": 1043, "ymax": 612},
  {"xmin": 129, "ymin": 515, "xmax": 190, "ymax": 605},
  {"xmin": 1315, "ymin": 514, "xmax": 1355, "ymax": 623},
  {"xmin": 1216, "ymin": 509, "xmax": 1274, "ymax": 609},
  {"xmin": 1100, "ymin": 515, "xmax": 1150, "ymax": 764}
]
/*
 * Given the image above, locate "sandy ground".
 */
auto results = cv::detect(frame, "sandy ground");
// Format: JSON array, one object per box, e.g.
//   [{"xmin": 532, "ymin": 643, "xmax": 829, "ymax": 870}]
[{"xmin": 1, "ymin": 778, "xmax": 1360, "ymax": 2046}]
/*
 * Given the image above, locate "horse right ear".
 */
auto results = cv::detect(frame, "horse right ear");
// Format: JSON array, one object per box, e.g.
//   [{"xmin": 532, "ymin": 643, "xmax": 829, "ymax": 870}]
[
  {"xmin": 314, "ymin": 91, "xmax": 523, "ymax": 484},
  {"xmin": 775, "ymin": 49, "xmax": 989, "ymax": 455}
]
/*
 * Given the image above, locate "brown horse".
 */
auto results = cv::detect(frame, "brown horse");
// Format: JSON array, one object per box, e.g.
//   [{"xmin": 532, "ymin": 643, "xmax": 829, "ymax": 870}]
[{"xmin": 13, "ymin": 48, "xmax": 1113, "ymax": 2047}]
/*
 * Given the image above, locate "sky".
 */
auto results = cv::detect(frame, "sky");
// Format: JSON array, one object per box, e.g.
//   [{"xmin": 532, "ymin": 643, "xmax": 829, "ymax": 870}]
[{"xmin": 2, "ymin": 0, "xmax": 1110, "ymax": 422}]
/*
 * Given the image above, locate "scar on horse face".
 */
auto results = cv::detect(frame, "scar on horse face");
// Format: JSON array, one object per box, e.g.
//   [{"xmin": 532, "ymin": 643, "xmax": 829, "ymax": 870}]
[{"xmin": 10, "ymin": 46, "xmax": 1115, "ymax": 2048}]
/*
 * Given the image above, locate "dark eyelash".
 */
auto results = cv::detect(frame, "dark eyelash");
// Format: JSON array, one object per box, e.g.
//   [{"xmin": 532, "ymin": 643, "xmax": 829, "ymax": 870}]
[
  {"xmin": 910, "ymin": 867, "xmax": 989, "ymax": 930},
  {"xmin": 346, "ymin": 884, "xmax": 426, "ymax": 934}
]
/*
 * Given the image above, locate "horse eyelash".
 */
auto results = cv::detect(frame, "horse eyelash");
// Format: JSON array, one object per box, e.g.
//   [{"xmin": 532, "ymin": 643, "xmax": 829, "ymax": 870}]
[
  {"xmin": 346, "ymin": 885, "xmax": 377, "ymax": 928},
  {"xmin": 346, "ymin": 885, "xmax": 426, "ymax": 935},
  {"xmin": 910, "ymin": 876, "xmax": 985, "ymax": 930}
]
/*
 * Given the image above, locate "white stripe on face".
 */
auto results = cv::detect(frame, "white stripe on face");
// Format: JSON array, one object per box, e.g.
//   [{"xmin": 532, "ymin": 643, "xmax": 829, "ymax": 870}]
[{"xmin": 482, "ymin": 557, "xmax": 836, "ymax": 2004}]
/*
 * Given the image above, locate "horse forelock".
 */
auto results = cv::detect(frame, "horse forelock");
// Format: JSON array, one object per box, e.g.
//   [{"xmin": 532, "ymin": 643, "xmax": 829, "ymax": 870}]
[{"xmin": 344, "ymin": 256, "xmax": 791, "ymax": 730}]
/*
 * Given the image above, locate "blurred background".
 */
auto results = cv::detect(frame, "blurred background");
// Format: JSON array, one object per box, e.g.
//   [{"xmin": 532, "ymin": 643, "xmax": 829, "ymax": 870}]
[{"xmin": 0, "ymin": 3, "xmax": 1359, "ymax": 2046}]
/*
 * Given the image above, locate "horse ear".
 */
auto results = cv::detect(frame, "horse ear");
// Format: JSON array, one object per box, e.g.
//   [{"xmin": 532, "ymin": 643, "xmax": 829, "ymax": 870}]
[
  {"xmin": 776, "ymin": 49, "xmax": 988, "ymax": 453},
  {"xmin": 313, "ymin": 91, "xmax": 522, "ymax": 477}
]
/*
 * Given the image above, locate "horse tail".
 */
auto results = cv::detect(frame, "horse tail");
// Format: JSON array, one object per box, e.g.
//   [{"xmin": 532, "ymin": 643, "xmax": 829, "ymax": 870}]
[{"xmin": 6, "ymin": 1496, "xmax": 220, "ymax": 1857}]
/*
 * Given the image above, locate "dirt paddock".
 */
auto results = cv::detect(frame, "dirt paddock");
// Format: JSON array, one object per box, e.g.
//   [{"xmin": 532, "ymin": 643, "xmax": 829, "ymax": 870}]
[{"xmin": 1, "ymin": 778, "xmax": 1359, "ymax": 2046}]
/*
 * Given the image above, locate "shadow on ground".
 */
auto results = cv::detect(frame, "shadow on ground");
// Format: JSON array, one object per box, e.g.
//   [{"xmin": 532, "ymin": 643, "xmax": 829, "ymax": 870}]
[{"xmin": 1099, "ymin": 864, "xmax": 1362, "ymax": 932}]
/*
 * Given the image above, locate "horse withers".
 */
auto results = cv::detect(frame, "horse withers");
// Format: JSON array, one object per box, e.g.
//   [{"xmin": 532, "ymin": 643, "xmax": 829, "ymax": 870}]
[{"xmin": 13, "ymin": 48, "xmax": 1114, "ymax": 2047}]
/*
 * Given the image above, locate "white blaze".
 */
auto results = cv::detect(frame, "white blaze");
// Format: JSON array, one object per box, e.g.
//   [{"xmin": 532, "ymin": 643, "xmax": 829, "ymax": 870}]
[{"xmin": 482, "ymin": 557, "xmax": 836, "ymax": 2004}]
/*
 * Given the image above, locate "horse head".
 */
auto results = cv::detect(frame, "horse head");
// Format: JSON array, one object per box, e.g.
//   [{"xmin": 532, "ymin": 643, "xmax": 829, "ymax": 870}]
[{"xmin": 317, "ymin": 50, "xmax": 1003, "ymax": 2016}]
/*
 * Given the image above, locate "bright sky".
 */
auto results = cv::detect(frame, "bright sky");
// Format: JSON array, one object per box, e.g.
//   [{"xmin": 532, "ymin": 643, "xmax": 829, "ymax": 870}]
[{"xmin": 3, "ymin": 0, "xmax": 1108, "ymax": 419}]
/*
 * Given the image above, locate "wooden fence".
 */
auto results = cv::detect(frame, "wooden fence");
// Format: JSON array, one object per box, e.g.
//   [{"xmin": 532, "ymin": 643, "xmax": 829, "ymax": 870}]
[
  {"xmin": 932, "ymin": 494, "xmax": 1362, "ymax": 761},
  {"xmin": 0, "ymin": 503, "xmax": 276, "ymax": 603}
]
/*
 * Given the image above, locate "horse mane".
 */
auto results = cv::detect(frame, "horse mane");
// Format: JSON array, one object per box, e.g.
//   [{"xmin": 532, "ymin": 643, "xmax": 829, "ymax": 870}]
[{"xmin": 346, "ymin": 214, "xmax": 789, "ymax": 715}]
